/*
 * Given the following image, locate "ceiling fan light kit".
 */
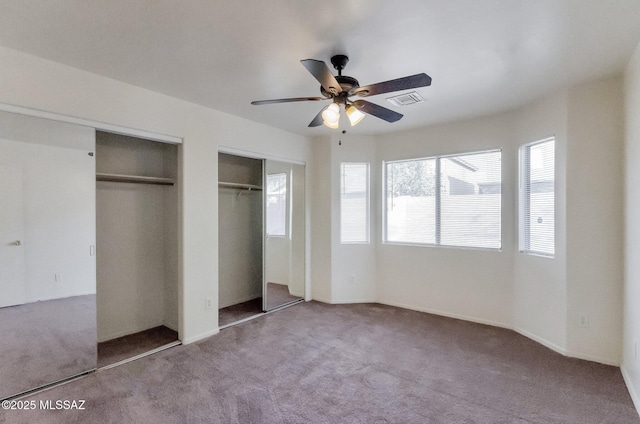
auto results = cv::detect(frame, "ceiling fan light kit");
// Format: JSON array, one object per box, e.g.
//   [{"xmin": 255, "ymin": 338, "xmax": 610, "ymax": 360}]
[
  {"xmin": 321, "ymin": 103, "xmax": 340, "ymax": 128},
  {"xmin": 345, "ymin": 104, "xmax": 365, "ymax": 126},
  {"xmin": 251, "ymin": 54, "xmax": 432, "ymax": 129}
]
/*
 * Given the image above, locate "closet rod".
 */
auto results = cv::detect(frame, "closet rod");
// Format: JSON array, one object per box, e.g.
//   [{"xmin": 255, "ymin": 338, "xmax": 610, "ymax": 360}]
[
  {"xmin": 96, "ymin": 173, "xmax": 175, "ymax": 186},
  {"xmin": 218, "ymin": 181, "xmax": 262, "ymax": 191}
]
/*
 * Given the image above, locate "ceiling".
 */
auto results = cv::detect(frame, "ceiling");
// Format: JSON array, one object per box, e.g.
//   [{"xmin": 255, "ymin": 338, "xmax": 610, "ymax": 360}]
[{"xmin": 0, "ymin": 0, "xmax": 639, "ymax": 137}]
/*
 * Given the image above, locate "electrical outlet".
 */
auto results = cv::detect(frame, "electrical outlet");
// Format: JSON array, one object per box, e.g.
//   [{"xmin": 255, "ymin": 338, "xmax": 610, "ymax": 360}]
[
  {"xmin": 348, "ymin": 275, "xmax": 355, "ymax": 284},
  {"xmin": 54, "ymin": 273, "xmax": 62, "ymax": 282},
  {"xmin": 579, "ymin": 315, "xmax": 589, "ymax": 328},
  {"xmin": 205, "ymin": 298, "xmax": 213, "ymax": 310},
  {"xmin": 634, "ymin": 340, "xmax": 637, "ymax": 360}
]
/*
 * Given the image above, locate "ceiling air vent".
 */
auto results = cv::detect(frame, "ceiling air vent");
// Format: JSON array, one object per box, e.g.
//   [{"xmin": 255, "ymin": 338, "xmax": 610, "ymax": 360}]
[{"xmin": 386, "ymin": 91, "xmax": 425, "ymax": 107}]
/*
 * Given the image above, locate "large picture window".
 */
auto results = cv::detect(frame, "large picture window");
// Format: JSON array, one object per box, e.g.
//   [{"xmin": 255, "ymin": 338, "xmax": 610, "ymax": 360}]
[
  {"xmin": 519, "ymin": 137, "xmax": 555, "ymax": 256},
  {"xmin": 341, "ymin": 162, "xmax": 370, "ymax": 243},
  {"xmin": 384, "ymin": 149, "xmax": 501, "ymax": 249}
]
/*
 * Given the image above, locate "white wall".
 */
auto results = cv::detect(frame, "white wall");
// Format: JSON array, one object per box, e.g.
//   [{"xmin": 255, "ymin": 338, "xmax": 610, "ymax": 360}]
[
  {"xmin": 321, "ymin": 79, "xmax": 624, "ymax": 368},
  {"xmin": 309, "ymin": 133, "xmax": 378, "ymax": 304},
  {"xmin": 0, "ymin": 111, "xmax": 95, "ymax": 303},
  {"xmin": 623, "ymin": 40, "xmax": 640, "ymax": 412},
  {"xmin": 331, "ymin": 134, "xmax": 378, "ymax": 303},
  {"xmin": 310, "ymin": 137, "xmax": 333, "ymax": 302},
  {"xmin": 566, "ymin": 77, "xmax": 624, "ymax": 363},
  {"xmin": 375, "ymin": 114, "xmax": 516, "ymax": 327},
  {"xmin": 512, "ymin": 93, "xmax": 568, "ymax": 353},
  {"xmin": 0, "ymin": 45, "xmax": 312, "ymax": 343}
]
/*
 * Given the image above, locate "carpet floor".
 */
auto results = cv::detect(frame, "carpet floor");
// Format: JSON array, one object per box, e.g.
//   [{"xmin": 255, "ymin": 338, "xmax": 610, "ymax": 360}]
[
  {"xmin": 219, "ymin": 283, "xmax": 302, "ymax": 327},
  {"xmin": 98, "ymin": 326, "xmax": 179, "ymax": 368},
  {"xmin": 0, "ymin": 295, "xmax": 96, "ymax": 400},
  {"xmin": 218, "ymin": 297, "xmax": 263, "ymax": 327},
  {"xmin": 264, "ymin": 283, "xmax": 302, "ymax": 311},
  {"xmin": 2, "ymin": 301, "xmax": 638, "ymax": 423}
]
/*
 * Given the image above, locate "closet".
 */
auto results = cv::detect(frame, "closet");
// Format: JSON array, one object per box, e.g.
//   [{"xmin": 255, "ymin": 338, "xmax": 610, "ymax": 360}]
[
  {"xmin": 218, "ymin": 153, "xmax": 264, "ymax": 325},
  {"xmin": 95, "ymin": 131, "xmax": 179, "ymax": 367},
  {"xmin": 218, "ymin": 152, "xmax": 306, "ymax": 328}
]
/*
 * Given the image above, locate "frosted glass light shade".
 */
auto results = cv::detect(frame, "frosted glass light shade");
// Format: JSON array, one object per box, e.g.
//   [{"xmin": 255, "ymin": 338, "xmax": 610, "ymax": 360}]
[
  {"xmin": 346, "ymin": 104, "xmax": 365, "ymax": 126},
  {"xmin": 322, "ymin": 103, "xmax": 340, "ymax": 128}
]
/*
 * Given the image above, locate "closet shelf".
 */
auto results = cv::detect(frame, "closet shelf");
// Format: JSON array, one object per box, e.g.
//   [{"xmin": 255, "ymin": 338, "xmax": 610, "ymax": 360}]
[
  {"xmin": 96, "ymin": 173, "xmax": 175, "ymax": 186},
  {"xmin": 218, "ymin": 181, "xmax": 262, "ymax": 191}
]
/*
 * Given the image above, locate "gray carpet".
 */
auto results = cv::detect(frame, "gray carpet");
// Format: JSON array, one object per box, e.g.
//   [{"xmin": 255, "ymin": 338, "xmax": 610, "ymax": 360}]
[
  {"xmin": 98, "ymin": 326, "xmax": 179, "ymax": 368},
  {"xmin": 265, "ymin": 282, "xmax": 301, "ymax": 311},
  {"xmin": 219, "ymin": 283, "xmax": 301, "ymax": 327},
  {"xmin": 218, "ymin": 297, "xmax": 263, "ymax": 327},
  {"xmin": 0, "ymin": 295, "xmax": 96, "ymax": 400},
  {"xmin": 2, "ymin": 301, "xmax": 638, "ymax": 423}
]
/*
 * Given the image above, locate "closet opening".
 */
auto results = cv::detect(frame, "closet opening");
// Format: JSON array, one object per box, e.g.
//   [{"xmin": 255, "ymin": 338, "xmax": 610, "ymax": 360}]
[
  {"xmin": 95, "ymin": 131, "xmax": 180, "ymax": 368},
  {"xmin": 218, "ymin": 152, "xmax": 306, "ymax": 328}
]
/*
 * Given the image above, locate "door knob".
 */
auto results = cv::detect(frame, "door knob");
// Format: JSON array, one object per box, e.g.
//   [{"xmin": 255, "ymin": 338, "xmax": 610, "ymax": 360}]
[{"xmin": 12, "ymin": 240, "xmax": 22, "ymax": 246}]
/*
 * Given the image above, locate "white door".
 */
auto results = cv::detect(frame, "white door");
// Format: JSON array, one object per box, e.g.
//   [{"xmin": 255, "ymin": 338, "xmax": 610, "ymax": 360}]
[{"xmin": 0, "ymin": 163, "xmax": 26, "ymax": 308}]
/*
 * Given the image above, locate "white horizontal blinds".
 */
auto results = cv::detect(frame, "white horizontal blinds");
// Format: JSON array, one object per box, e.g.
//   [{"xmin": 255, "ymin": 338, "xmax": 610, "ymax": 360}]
[
  {"xmin": 266, "ymin": 173, "xmax": 287, "ymax": 237},
  {"xmin": 440, "ymin": 150, "xmax": 502, "ymax": 248},
  {"xmin": 521, "ymin": 138, "xmax": 555, "ymax": 256},
  {"xmin": 340, "ymin": 163, "xmax": 369, "ymax": 243},
  {"xmin": 385, "ymin": 158, "xmax": 436, "ymax": 244}
]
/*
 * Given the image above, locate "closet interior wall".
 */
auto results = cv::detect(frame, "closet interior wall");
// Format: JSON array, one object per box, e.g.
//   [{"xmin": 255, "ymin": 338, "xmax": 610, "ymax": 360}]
[
  {"xmin": 95, "ymin": 131, "xmax": 178, "ymax": 342},
  {"xmin": 218, "ymin": 152, "xmax": 263, "ymax": 309}
]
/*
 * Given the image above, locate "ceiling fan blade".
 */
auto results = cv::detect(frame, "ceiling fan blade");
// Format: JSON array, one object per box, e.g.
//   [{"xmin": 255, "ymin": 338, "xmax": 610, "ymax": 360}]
[
  {"xmin": 350, "ymin": 73, "xmax": 432, "ymax": 97},
  {"xmin": 353, "ymin": 100, "xmax": 403, "ymax": 123},
  {"xmin": 308, "ymin": 109, "xmax": 324, "ymax": 127},
  {"xmin": 301, "ymin": 59, "xmax": 343, "ymax": 95},
  {"xmin": 251, "ymin": 96, "xmax": 327, "ymax": 105}
]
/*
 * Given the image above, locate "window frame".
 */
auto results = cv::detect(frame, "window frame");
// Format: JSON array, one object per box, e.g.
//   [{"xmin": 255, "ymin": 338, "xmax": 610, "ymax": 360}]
[
  {"xmin": 382, "ymin": 148, "xmax": 502, "ymax": 251},
  {"xmin": 519, "ymin": 137, "xmax": 555, "ymax": 257},
  {"xmin": 340, "ymin": 162, "xmax": 370, "ymax": 244}
]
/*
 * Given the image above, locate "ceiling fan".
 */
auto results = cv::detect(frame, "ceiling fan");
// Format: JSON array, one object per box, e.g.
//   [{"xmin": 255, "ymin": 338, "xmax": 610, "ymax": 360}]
[{"xmin": 251, "ymin": 55, "xmax": 432, "ymax": 128}]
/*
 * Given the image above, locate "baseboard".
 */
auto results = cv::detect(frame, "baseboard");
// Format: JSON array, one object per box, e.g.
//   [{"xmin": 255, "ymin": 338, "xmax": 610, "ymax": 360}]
[
  {"xmin": 378, "ymin": 299, "xmax": 512, "ymax": 330},
  {"xmin": 513, "ymin": 327, "xmax": 619, "ymax": 366},
  {"xmin": 621, "ymin": 365, "xmax": 640, "ymax": 417},
  {"xmin": 310, "ymin": 294, "xmax": 332, "ymax": 303},
  {"xmin": 181, "ymin": 328, "xmax": 220, "ymax": 345},
  {"xmin": 329, "ymin": 297, "xmax": 377, "ymax": 304},
  {"xmin": 310, "ymin": 296, "xmax": 377, "ymax": 305},
  {"xmin": 512, "ymin": 326, "xmax": 569, "ymax": 357},
  {"xmin": 562, "ymin": 349, "xmax": 619, "ymax": 367},
  {"xmin": 379, "ymin": 300, "xmax": 620, "ymax": 366}
]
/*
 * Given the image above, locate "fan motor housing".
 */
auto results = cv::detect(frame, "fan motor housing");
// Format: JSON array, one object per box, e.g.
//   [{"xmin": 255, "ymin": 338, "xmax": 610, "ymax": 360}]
[{"xmin": 321, "ymin": 75, "xmax": 360, "ymax": 99}]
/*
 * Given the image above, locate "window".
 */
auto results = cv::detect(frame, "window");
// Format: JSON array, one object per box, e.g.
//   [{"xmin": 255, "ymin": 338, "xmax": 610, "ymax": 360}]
[
  {"xmin": 520, "ymin": 137, "xmax": 555, "ymax": 256},
  {"xmin": 266, "ymin": 173, "xmax": 287, "ymax": 237},
  {"xmin": 341, "ymin": 162, "xmax": 369, "ymax": 243},
  {"xmin": 385, "ymin": 158, "xmax": 437, "ymax": 244},
  {"xmin": 384, "ymin": 149, "xmax": 501, "ymax": 249}
]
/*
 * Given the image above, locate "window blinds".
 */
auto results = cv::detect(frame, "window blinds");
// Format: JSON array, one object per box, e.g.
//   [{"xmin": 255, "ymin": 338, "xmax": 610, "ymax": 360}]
[
  {"xmin": 385, "ymin": 149, "xmax": 501, "ymax": 249},
  {"xmin": 341, "ymin": 162, "xmax": 369, "ymax": 243},
  {"xmin": 440, "ymin": 150, "xmax": 502, "ymax": 248},
  {"xmin": 520, "ymin": 138, "xmax": 555, "ymax": 256}
]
